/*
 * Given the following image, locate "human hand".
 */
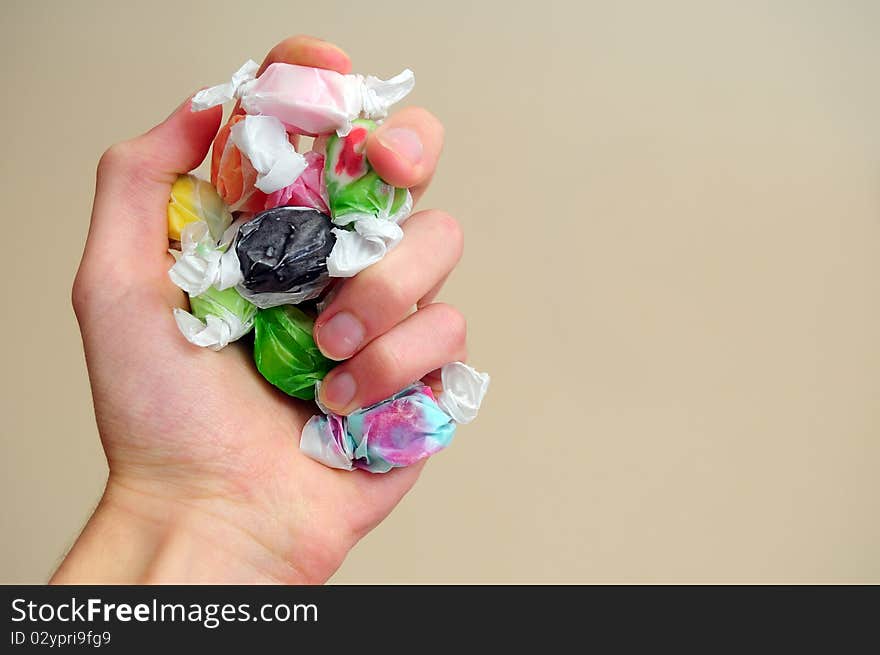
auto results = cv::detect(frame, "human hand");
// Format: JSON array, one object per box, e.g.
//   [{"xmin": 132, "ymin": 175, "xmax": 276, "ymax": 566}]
[{"xmin": 54, "ymin": 36, "xmax": 465, "ymax": 584}]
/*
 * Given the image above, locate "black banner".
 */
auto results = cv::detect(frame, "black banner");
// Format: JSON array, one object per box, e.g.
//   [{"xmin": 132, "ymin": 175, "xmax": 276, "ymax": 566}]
[{"xmin": 1, "ymin": 585, "xmax": 875, "ymax": 650}]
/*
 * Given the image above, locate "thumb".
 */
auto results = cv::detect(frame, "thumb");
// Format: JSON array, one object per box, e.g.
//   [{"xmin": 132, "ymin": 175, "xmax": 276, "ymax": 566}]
[{"xmin": 84, "ymin": 96, "xmax": 223, "ymax": 278}]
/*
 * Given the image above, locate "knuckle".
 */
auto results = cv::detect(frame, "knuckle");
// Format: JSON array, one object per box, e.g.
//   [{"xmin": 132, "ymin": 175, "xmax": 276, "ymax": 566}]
[
  {"xmin": 367, "ymin": 339, "xmax": 405, "ymax": 379},
  {"xmin": 365, "ymin": 272, "xmax": 412, "ymax": 317},
  {"xmin": 96, "ymin": 140, "xmax": 139, "ymax": 180},
  {"xmin": 404, "ymin": 106, "xmax": 444, "ymax": 138},
  {"xmin": 265, "ymin": 40, "xmax": 290, "ymax": 64},
  {"xmin": 431, "ymin": 302, "xmax": 467, "ymax": 347},
  {"xmin": 70, "ymin": 268, "xmax": 94, "ymax": 320},
  {"xmin": 429, "ymin": 210, "xmax": 464, "ymax": 260}
]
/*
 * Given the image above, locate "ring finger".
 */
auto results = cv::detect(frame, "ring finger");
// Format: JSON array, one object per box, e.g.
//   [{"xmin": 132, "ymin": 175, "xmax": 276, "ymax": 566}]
[{"xmin": 318, "ymin": 302, "xmax": 467, "ymax": 414}]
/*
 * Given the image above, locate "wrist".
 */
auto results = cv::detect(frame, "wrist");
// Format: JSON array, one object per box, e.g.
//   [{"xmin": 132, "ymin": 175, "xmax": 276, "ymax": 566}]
[{"xmin": 51, "ymin": 475, "xmax": 327, "ymax": 584}]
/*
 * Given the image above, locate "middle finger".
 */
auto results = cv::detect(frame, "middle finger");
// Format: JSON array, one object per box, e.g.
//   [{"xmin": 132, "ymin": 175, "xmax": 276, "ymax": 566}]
[{"xmin": 313, "ymin": 209, "xmax": 464, "ymax": 361}]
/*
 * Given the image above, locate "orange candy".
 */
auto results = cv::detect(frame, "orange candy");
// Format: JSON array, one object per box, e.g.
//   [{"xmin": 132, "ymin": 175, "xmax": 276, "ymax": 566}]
[{"xmin": 210, "ymin": 114, "xmax": 268, "ymax": 213}]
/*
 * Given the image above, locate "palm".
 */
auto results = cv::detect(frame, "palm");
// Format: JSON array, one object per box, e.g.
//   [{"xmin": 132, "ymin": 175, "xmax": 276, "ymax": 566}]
[{"xmin": 83, "ymin": 283, "xmax": 419, "ymax": 580}]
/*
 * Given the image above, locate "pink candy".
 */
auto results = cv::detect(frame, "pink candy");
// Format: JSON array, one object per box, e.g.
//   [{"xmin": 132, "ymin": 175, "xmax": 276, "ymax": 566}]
[
  {"xmin": 193, "ymin": 60, "xmax": 415, "ymax": 137},
  {"xmin": 263, "ymin": 151, "xmax": 329, "ymax": 214},
  {"xmin": 242, "ymin": 64, "xmax": 359, "ymax": 137}
]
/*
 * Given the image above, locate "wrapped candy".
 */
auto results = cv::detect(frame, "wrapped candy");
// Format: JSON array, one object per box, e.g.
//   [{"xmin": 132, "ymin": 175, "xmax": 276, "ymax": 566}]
[
  {"xmin": 161, "ymin": 60, "xmax": 490, "ymax": 473},
  {"xmin": 234, "ymin": 207, "xmax": 336, "ymax": 308},
  {"xmin": 301, "ymin": 362, "xmax": 490, "ymax": 473},
  {"xmin": 174, "ymin": 286, "xmax": 257, "ymax": 351},
  {"xmin": 212, "ymin": 116, "xmax": 329, "ymax": 215},
  {"xmin": 230, "ymin": 115, "xmax": 307, "ymax": 194},
  {"xmin": 193, "ymin": 60, "xmax": 415, "ymax": 136},
  {"xmin": 168, "ymin": 218, "xmax": 243, "ymax": 297},
  {"xmin": 264, "ymin": 151, "xmax": 329, "ymax": 214},
  {"xmin": 325, "ymin": 119, "xmax": 410, "ymax": 225},
  {"xmin": 324, "ymin": 119, "xmax": 413, "ymax": 277},
  {"xmin": 167, "ymin": 174, "xmax": 233, "ymax": 242},
  {"xmin": 301, "ymin": 385, "xmax": 450, "ymax": 473},
  {"xmin": 327, "ymin": 217, "xmax": 407, "ymax": 278},
  {"xmin": 211, "ymin": 114, "xmax": 271, "ymax": 213},
  {"xmin": 253, "ymin": 305, "xmax": 336, "ymax": 400}
]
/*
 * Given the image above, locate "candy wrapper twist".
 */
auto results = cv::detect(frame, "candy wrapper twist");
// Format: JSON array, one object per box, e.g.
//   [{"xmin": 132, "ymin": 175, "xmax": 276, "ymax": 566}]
[{"xmin": 162, "ymin": 57, "xmax": 489, "ymax": 472}]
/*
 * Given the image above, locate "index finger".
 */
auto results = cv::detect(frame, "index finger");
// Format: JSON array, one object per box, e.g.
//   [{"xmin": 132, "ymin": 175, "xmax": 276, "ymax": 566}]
[{"xmin": 257, "ymin": 35, "xmax": 352, "ymax": 76}]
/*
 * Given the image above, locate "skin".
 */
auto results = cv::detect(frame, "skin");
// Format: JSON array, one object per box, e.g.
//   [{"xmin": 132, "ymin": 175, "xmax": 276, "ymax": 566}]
[{"xmin": 53, "ymin": 36, "xmax": 466, "ymax": 584}]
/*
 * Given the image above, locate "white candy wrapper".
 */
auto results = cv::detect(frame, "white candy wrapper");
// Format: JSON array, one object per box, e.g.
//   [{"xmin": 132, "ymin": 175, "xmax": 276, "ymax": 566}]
[
  {"xmin": 300, "ymin": 413, "xmax": 355, "ymax": 471},
  {"xmin": 230, "ymin": 115, "xmax": 307, "ymax": 193},
  {"xmin": 173, "ymin": 307, "xmax": 252, "ymax": 351},
  {"xmin": 356, "ymin": 70, "xmax": 415, "ymax": 124},
  {"xmin": 168, "ymin": 219, "xmax": 244, "ymax": 296},
  {"xmin": 192, "ymin": 60, "xmax": 260, "ymax": 111},
  {"xmin": 192, "ymin": 60, "xmax": 415, "ymax": 136},
  {"xmin": 326, "ymin": 190, "xmax": 412, "ymax": 277},
  {"xmin": 327, "ymin": 218, "xmax": 403, "ymax": 277},
  {"xmin": 437, "ymin": 362, "xmax": 492, "ymax": 424},
  {"xmin": 172, "ymin": 282, "xmax": 257, "ymax": 351}
]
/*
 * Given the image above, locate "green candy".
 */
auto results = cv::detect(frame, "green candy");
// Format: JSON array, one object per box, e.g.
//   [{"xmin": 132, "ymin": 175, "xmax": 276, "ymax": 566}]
[
  {"xmin": 325, "ymin": 119, "xmax": 408, "ymax": 225},
  {"xmin": 253, "ymin": 306, "xmax": 336, "ymax": 400},
  {"xmin": 189, "ymin": 286, "xmax": 256, "ymax": 326}
]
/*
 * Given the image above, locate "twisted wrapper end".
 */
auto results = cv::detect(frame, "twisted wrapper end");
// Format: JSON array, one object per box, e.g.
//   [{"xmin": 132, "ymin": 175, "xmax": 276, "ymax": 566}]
[
  {"xmin": 191, "ymin": 60, "xmax": 260, "ymax": 111},
  {"xmin": 230, "ymin": 115, "xmax": 307, "ymax": 193},
  {"xmin": 173, "ymin": 307, "xmax": 254, "ymax": 352},
  {"xmin": 335, "ymin": 68, "xmax": 415, "ymax": 135},
  {"xmin": 437, "ymin": 362, "xmax": 491, "ymax": 424}
]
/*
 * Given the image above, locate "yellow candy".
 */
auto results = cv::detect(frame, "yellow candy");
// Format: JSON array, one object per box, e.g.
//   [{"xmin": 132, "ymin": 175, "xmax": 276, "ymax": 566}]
[{"xmin": 167, "ymin": 174, "xmax": 233, "ymax": 242}]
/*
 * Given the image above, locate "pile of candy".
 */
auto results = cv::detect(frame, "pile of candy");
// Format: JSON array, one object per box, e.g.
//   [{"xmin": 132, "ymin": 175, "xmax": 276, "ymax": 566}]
[{"xmin": 166, "ymin": 59, "xmax": 489, "ymax": 473}]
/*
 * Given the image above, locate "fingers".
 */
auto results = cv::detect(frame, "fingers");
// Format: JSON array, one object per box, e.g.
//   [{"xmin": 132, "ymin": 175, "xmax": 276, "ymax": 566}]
[
  {"xmin": 318, "ymin": 303, "xmax": 467, "ymax": 414},
  {"xmin": 366, "ymin": 107, "xmax": 444, "ymax": 203},
  {"xmin": 258, "ymin": 35, "xmax": 351, "ymax": 76},
  {"xmin": 313, "ymin": 209, "xmax": 464, "ymax": 360},
  {"xmin": 85, "ymin": 97, "xmax": 222, "ymax": 276},
  {"xmin": 417, "ymin": 272, "xmax": 450, "ymax": 309}
]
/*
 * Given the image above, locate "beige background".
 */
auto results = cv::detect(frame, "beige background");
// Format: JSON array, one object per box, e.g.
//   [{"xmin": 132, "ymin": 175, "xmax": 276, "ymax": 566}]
[{"xmin": 1, "ymin": 0, "xmax": 879, "ymax": 583}]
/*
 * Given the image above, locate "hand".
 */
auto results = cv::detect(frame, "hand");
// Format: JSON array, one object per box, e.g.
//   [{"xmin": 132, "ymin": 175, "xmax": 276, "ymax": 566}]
[{"xmin": 54, "ymin": 36, "xmax": 465, "ymax": 584}]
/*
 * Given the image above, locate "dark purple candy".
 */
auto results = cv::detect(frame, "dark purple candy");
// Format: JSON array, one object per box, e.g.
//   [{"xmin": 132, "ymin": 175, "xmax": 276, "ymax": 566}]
[{"xmin": 236, "ymin": 207, "xmax": 335, "ymax": 302}]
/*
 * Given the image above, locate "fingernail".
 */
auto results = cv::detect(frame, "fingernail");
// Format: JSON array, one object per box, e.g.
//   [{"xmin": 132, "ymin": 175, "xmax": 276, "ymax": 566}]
[
  {"xmin": 377, "ymin": 127, "xmax": 423, "ymax": 166},
  {"xmin": 316, "ymin": 312, "xmax": 365, "ymax": 360},
  {"xmin": 321, "ymin": 372, "xmax": 357, "ymax": 412}
]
